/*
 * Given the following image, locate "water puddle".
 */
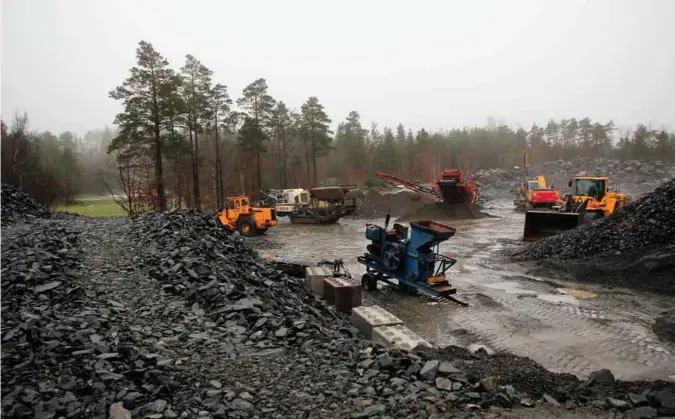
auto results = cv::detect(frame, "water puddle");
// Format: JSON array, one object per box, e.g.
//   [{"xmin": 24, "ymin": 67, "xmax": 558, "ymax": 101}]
[
  {"xmin": 484, "ymin": 281, "xmax": 537, "ymax": 295},
  {"xmin": 560, "ymin": 288, "xmax": 597, "ymax": 299},
  {"xmin": 536, "ymin": 293, "xmax": 579, "ymax": 305}
]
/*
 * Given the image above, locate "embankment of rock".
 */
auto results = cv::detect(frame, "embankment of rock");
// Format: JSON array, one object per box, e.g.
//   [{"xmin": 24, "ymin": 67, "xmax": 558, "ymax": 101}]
[{"xmin": 1, "ymin": 183, "xmax": 52, "ymax": 226}]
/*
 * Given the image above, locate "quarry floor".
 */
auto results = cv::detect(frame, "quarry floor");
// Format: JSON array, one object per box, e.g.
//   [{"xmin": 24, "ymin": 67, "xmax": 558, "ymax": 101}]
[{"xmin": 258, "ymin": 208, "xmax": 675, "ymax": 383}]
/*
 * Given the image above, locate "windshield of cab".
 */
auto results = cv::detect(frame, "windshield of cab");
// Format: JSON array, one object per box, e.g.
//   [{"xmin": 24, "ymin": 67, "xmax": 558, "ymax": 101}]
[
  {"xmin": 527, "ymin": 181, "xmax": 540, "ymax": 190},
  {"xmin": 575, "ymin": 179, "xmax": 602, "ymax": 197}
]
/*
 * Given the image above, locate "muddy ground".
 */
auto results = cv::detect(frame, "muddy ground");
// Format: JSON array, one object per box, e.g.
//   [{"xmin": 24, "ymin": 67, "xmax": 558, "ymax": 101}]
[{"xmin": 257, "ymin": 209, "xmax": 675, "ymax": 383}]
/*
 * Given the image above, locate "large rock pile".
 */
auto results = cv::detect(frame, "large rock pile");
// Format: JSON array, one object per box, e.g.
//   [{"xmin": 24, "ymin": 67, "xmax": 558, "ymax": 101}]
[
  {"xmin": 128, "ymin": 209, "xmax": 348, "ymax": 340},
  {"xmin": 1, "ymin": 223, "xmax": 87, "ymax": 418},
  {"xmin": 512, "ymin": 179, "xmax": 675, "ymax": 294},
  {"xmin": 2, "ymin": 198, "xmax": 675, "ymax": 417},
  {"xmin": 1, "ymin": 184, "xmax": 51, "ymax": 226},
  {"xmin": 474, "ymin": 157, "xmax": 675, "ymax": 203}
]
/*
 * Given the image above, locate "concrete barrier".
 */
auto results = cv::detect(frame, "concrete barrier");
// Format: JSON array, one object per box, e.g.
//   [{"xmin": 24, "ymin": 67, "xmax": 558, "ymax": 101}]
[
  {"xmin": 305, "ymin": 267, "xmax": 332, "ymax": 298},
  {"xmin": 350, "ymin": 305, "xmax": 404, "ymax": 339},
  {"xmin": 372, "ymin": 324, "xmax": 431, "ymax": 351}
]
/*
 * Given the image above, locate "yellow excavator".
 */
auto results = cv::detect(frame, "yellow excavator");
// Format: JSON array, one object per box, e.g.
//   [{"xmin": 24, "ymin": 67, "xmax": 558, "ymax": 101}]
[{"xmin": 523, "ymin": 176, "xmax": 626, "ymax": 241}]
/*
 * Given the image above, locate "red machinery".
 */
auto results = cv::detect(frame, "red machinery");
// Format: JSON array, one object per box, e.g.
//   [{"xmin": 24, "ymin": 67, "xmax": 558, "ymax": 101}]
[
  {"xmin": 376, "ymin": 170, "xmax": 478, "ymax": 205},
  {"xmin": 435, "ymin": 169, "xmax": 478, "ymax": 204}
]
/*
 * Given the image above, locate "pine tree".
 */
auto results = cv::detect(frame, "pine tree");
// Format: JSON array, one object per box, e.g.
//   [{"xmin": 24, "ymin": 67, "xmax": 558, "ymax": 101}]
[
  {"xmin": 109, "ymin": 41, "xmax": 175, "ymax": 212},
  {"xmin": 180, "ymin": 55, "xmax": 213, "ymax": 210},
  {"xmin": 237, "ymin": 78, "xmax": 276, "ymax": 192},
  {"xmin": 300, "ymin": 97, "xmax": 332, "ymax": 185},
  {"xmin": 270, "ymin": 102, "xmax": 292, "ymax": 188},
  {"xmin": 208, "ymin": 83, "xmax": 232, "ymax": 209}
]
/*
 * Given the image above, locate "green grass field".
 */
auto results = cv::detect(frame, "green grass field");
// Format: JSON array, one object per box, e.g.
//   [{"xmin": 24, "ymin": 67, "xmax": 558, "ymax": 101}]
[{"xmin": 52, "ymin": 196, "xmax": 126, "ymax": 217}]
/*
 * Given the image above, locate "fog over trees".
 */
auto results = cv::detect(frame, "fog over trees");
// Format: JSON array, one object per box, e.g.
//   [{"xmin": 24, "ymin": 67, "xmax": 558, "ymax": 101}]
[{"xmin": 2, "ymin": 41, "xmax": 674, "ymax": 213}]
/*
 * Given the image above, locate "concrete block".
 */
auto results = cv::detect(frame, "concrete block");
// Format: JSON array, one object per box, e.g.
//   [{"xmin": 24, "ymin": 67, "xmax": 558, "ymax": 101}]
[
  {"xmin": 350, "ymin": 305, "xmax": 403, "ymax": 339},
  {"xmin": 323, "ymin": 277, "xmax": 339, "ymax": 306},
  {"xmin": 332, "ymin": 278, "xmax": 362, "ymax": 314},
  {"xmin": 372, "ymin": 324, "xmax": 432, "ymax": 351},
  {"xmin": 305, "ymin": 266, "xmax": 332, "ymax": 298}
]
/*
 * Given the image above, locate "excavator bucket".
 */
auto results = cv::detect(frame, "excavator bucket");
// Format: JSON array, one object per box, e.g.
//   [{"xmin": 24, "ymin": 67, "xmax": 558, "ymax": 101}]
[{"xmin": 523, "ymin": 210, "xmax": 584, "ymax": 242}]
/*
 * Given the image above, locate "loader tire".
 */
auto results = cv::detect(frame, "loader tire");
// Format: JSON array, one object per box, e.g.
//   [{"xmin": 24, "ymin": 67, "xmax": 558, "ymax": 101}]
[
  {"xmin": 238, "ymin": 218, "xmax": 256, "ymax": 237},
  {"xmin": 256, "ymin": 228, "xmax": 268, "ymax": 235},
  {"xmin": 362, "ymin": 273, "xmax": 378, "ymax": 291}
]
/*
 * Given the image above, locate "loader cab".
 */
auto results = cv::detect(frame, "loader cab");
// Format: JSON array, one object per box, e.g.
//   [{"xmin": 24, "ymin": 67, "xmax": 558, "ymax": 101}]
[
  {"xmin": 226, "ymin": 196, "xmax": 250, "ymax": 219},
  {"xmin": 527, "ymin": 180, "xmax": 540, "ymax": 191},
  {"xmin": 569, "ymin": 177, "xmax": 607, "ymax": 202}
]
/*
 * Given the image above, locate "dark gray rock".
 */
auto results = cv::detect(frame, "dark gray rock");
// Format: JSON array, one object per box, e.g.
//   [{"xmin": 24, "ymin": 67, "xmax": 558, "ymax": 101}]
[
  {"xmin": 588, "ymin": 369, "xmax": 616, "ymax": 385},
  {"xmin": 630, "ymin": 406, "xmax": 658, "ymax": 419},
  {"xmin": 419, "ymin": 360, "xmax": 439, "ymax": 380}
]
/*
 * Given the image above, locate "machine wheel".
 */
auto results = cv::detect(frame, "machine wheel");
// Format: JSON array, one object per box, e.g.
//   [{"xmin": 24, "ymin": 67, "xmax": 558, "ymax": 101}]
[
  {"xmin": 238, "ymin": 218, "xmax": 256, "ymax": 237},
  {"xmin": 361, "ymin": 273, "xmax": 378, "ymax": 291},
  {"xmin": 256, "ymin": 228, "xmax": 268, "ymax": 235}
]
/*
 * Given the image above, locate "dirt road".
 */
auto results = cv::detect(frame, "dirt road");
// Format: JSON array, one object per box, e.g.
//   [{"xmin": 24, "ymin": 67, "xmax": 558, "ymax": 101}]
[{"xmin": 258, "ymin": 209, "xmax": 675, "ymax": 382}]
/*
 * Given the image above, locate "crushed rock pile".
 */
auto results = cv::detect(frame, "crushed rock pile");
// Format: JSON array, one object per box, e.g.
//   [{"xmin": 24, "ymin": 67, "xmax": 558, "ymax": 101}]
[
  {"xmin": 1, "ymin": 183, "xmax": 52, "ymax": 226},
  {"xmin": 357, "ymin": 189, "xmax": 426, "ymax": 218},
  {"xmin": 511, "ymin": 179, "xmax": 675, "ymax": 294},
  {"xmin": 2, "ymin": 202, "xmax": 675, "ymax": 418},
  {"xmin": 128, "ymin": 209, "xmax": 346, "ymax": 338},
  {"xmin": 474, "ymin": 157, "xmax": 675, "ymax": 203}
]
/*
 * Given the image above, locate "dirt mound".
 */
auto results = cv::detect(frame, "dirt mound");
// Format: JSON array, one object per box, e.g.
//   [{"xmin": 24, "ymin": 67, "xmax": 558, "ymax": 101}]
[
  {"xmin": 396, "ymin": 202, "xmax": 495, "ymax": 222},
  {"xmin": 1, "ymin": 183, "xmax": 51, "ymax": 226},
  {"xmin": 358, "ymin": 189, "xmax": 426, "ymax": 217}
]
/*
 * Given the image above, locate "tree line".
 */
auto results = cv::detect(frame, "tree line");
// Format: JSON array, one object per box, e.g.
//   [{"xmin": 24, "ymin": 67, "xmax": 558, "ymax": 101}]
[{"xmin": 2, "ymin": 40, "xmax": 674, "ymax": 212}]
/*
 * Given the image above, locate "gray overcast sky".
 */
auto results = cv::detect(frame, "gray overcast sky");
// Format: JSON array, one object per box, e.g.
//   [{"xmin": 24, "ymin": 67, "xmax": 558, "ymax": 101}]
[{"xmin": 2, "ymin": 0, "xmax": 674, "ymax": 136}]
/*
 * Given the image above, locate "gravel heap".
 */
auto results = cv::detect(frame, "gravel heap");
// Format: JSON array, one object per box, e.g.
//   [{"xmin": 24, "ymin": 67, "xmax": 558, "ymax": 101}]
[
  {"xmin": 1, "ymin": 183, "xmax": 52, "ymax": 226},
  {"xmin": 2, "ymin": 204, "xmax": 675, "ymax": 418},
  {"xmin": 474, "ymin": 157, "xmax": 675, "ymax": 203},
  {"xmin": 128, "ymin": 209, "xmax": 347, "ymax": 338},
  {"xmin": 512, "ymin": 179, "xmax": 675, "ymax": 262}
]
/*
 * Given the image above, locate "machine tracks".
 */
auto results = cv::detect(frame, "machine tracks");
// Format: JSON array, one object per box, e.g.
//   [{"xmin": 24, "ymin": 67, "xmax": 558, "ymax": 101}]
[{"xmin": 380, "ymin": 282, "xmax": 675, "ymax": 381}]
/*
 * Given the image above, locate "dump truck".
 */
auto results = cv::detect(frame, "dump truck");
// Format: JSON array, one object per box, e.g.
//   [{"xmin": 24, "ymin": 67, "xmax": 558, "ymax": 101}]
[
  {"xmin": 217, "ymin": 196, "xmax": 277, "ymax": 237},
  {"xmin": 523, "ymin": 176, "xmax": 626, "ymax": 241}
]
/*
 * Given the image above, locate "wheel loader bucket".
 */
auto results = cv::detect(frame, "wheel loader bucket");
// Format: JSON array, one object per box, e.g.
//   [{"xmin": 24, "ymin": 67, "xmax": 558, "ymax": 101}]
[{"xmin": 523, "ymin": 210, "xmax": 584, "ymax": 242}]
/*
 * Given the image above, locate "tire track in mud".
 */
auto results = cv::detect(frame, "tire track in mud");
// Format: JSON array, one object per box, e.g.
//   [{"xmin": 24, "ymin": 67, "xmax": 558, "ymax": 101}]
[{"xmin": 439, "ymin": 284, "xmax": 675, "ymax": 381}]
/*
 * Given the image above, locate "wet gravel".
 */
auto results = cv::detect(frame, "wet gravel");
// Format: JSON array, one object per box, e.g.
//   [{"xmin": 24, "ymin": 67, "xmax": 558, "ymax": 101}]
[{"xmin": 2, "ymin": 187, "xmax": 675, "ymax": 418}]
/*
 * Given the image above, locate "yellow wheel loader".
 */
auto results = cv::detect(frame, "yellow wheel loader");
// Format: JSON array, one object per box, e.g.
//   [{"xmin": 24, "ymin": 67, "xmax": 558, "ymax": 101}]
[
  {"xmin": 217, "ymin": 196, "xmax": 277, "ymax": 237},
  {"xmin": 523, "ymin": 176, "xmax": 626, "ymax": 242}
]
